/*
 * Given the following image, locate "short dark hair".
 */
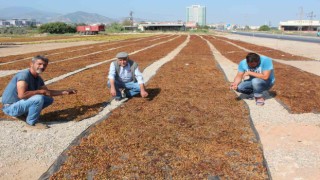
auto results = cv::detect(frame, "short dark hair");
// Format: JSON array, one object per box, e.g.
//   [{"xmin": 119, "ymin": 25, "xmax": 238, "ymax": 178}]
[
  {"xmin": 246, "ymin": 53, "xmax": 260, "ymax": 63},
  {"xmin": 32, "ymin": 55, "xmax": 49, "ymax": 64}
]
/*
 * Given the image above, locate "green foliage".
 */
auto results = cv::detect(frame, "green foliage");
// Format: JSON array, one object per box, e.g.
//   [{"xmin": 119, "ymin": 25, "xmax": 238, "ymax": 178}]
[
  {"xmin": 245, "ymin": 25, "xmax": 251, "ymax": 30},
  {"xmin": 38, "ymin": 22, "xmax": 76, "ymax": 34},
  {"xmin": 259, "ymin": 25, "xmax": 271, "ymax": 31},
  {"xmin": 122, "ymin": 19, "xmax": 132, "ymax": 26},
  {"xmin": 0, "ymin": 27, "xmax": 28, "ymax": 34},
  {"xmin": 188, "ymin": 29, "xmax": 209, "ymax": 33},
  {"xmin": 198, "ymin": 25, "xmax": 209, "ymax": 30},
  {"xmin": 105, "ymin": 22, "xmax": 124, "ymax": 33}
]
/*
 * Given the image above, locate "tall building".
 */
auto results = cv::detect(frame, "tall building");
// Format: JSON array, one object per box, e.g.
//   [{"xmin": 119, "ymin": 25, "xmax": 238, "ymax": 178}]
[{"xmin": 186, "ymin": 5, "xmax": 206, "ymax": 26}]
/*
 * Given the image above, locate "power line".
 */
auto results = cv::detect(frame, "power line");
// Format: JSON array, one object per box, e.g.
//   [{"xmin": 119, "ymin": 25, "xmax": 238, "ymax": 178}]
[{"xmin": 307, "ymin": 11, "xmax": 316, "ymax": 31}]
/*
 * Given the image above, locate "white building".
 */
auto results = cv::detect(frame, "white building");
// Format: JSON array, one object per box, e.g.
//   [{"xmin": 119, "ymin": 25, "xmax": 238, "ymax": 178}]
[
  {"xmin": 138, "ymin": 22, "xmax": 185, "ymax": 31},
  {"xmin": 279, "ymin": 20, "xmax": 320, "ymax": 31},
  {"xmin": 186, "ymin": 5, "xmax": 206, "ymax": 27},
  {"xmin": 0, "ymin": 19, "xmax": 36, "ymax": 27}
]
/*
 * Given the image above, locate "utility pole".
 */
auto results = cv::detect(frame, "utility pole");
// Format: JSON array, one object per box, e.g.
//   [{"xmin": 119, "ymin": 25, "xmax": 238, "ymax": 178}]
[
  {"xmin": 307, "ymin": 11, "xmax": 316, "ymax": 31},
  {"xmin": 297, "ymin": 7, "xmax": 304, "ymax": 33}
]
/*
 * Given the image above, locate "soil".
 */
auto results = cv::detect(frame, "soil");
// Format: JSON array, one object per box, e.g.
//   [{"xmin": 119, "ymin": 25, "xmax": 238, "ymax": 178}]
[
  {"xmin": 0, "ymin": 33, "xmax": 319, "ymax": 179},
  {"xmin": 50, "ymin": 35, "xmax": 268, "ymax": 179}
]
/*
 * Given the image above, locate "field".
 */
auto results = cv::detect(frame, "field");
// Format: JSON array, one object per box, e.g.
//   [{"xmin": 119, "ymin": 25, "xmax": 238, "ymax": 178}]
[{"xmin": 0, "ymin": 33, "xmax": 319, "ymax": 179}]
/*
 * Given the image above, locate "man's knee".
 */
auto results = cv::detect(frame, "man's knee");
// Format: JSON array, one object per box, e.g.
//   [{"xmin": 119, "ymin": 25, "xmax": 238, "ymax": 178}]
[
  {"xmin": 252, "ymin": 78, "xmax": 265, "ymax": 87},
  {"xmin": 236, "ymin": 81, "xmax": 253, "ymax": 94},
  {"xmin": 236, "ymin": 82, "xmax": 246, "ymax": 92},
  {"xmin": 30, "ymin": 95, "xmax": 46, "ymax": 104}
]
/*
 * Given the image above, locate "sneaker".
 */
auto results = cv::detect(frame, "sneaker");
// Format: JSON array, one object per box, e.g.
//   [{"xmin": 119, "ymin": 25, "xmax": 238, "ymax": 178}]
[
  {"xmin": 28, "ymin": 123, "xmax": 50, "ymax": 129},
  {"xmin": 120, "ymin": 88, "xmax": 127, "ymax": 98},
  {"xmin": 255, "ymin": 97, "xmax": 265, "ymax": 106}
]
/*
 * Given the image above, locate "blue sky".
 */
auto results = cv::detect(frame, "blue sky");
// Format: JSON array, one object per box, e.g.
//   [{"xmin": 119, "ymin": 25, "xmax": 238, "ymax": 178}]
[{"xmin": 1, "ymin": 0, "xmax": 319, "ymax": 26}]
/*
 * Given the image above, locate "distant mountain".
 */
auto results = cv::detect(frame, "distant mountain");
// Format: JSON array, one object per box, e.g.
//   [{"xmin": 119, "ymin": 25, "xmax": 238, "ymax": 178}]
[
  {"xmin": 0, "ymin": 6, "xmax": 154, "ymax": 24},
  {"xmin": 50, "ymin": 11, "xmax": 115, "ymax": 24},
  {"xmin": 0, "ymin": 6, "xmax": 61, "ymax": 22}
]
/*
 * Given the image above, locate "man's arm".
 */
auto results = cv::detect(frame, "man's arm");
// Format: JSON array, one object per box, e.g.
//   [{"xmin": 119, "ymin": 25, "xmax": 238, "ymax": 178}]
[
  {"xmin": 17, "ymin": 81, "xmax": 48, "ymax": 99},
  {"xmin": 243, "ymin": 70, "xmax": 271, "ymax": 80},
  {"xmin": 109, "ymin": 79, "xmax": 117, "ymax": 97},
  {"xmin": 40, "ymin": 86, "xmax": 77, "ymax": 96},
  {"xmin": 108, "ymin": 62, "xmax": 117, "ymax": 97},
  {"xmin": 134, "ymin": 67, "xmax": 148, "ymax": 97},
  {"xmin": 230, "ymin": 72, "xmax": 244, "ymax": 90}
]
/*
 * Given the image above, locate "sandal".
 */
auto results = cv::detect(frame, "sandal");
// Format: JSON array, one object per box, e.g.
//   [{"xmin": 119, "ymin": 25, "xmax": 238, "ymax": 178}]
[{"xmin": 255, "ymin": 97, "xmax": 265, "ymax": 106}]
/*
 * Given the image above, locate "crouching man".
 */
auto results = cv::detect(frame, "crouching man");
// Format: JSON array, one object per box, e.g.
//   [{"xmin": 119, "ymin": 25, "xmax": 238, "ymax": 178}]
[
  {"xmin": 107, "ymin": 52, "xmax": 148, "ymax": 101},
  {"xmin": 230, "ymin": 52, "xmax": 275, "ymax": 106},
  {"xmin": 1, "ymin": 55, "xmax": 77, "ymax": 129}
]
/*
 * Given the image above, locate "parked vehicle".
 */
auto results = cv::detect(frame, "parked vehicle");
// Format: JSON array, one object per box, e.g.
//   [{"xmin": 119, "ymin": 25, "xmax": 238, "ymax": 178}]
[{"xmin": 76, "ymin": 25, "xmax": 105, "ymax": 35}]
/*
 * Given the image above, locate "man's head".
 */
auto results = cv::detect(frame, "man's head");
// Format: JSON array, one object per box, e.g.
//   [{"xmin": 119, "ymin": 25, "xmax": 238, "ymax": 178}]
[
  {"xmin": 30, "ymin": 55, "xmax": 49, "ymax": 75},
  {"xmin": 116, "ymin": 52, "xmax": 129, "ymax": 67},
  {"xmin": 246, "ymin": 53, "xmax": 260, "ymax": 68}
]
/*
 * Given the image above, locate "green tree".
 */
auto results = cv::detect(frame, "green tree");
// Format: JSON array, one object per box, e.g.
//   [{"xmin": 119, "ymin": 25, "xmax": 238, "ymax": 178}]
[
  {"xmin": 38, "ymin": 22, "xmax": 76, "ymax": 34},
  {"xmin": 122, "ymin": 19, "xmax": 132, "ymax": 26},
  {"xmin": 259, "ymin": 25, "xmax": 271, "ymax": 31},
  {"xmin": 106, "ymin": 22, "xmax": 124, "ymax": 33}
]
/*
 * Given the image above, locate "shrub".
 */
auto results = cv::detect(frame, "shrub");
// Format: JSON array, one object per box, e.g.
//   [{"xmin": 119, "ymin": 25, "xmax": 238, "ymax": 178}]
[
  {"xmin": 38, "ymin": 22, "xmax": 76, "ymax": 34},
  {"xmin": 259, "ymin": 25, "xmax": 271, "ymax": 31},
  {"xmin": 0, "ymin": 27, "xmax": 28, "ymax": 34}
]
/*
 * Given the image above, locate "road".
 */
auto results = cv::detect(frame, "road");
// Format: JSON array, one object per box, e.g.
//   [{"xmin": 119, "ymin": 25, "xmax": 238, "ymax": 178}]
[{"xmin": 232, "ymin": 31, "xmax": 320, "ymax": 44}]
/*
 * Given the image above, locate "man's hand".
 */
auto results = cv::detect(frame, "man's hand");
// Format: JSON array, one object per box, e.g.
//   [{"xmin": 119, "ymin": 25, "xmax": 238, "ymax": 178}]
[
  {"xmin": 110, "ymin": 87, "xmax": 117, "ymax": 97},
  {"xmin": 140, "ymin": 89, "xmax": 148, "ymax": 98},
  {"xmin": 62, "ymin": 89, "xmax": 77, "ymax": 95},
  {"xmin": 230, "ymin": 82, "xmax": 238, "ymax": 90}
]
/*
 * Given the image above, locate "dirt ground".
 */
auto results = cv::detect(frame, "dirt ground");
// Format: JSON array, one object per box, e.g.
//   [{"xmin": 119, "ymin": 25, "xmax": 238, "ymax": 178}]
[
  {"xmin": 0, "ymin": 33, "xmax": 319, "ymax": 179},
  {"xmin": 49, "ymin": 35, "xmax": 268, "ymax": 179}
]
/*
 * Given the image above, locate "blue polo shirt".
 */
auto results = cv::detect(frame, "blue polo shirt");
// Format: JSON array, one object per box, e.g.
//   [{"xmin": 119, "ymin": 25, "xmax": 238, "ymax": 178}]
[{"xmin": 2, "ymin": 69, "xmax": 45, "ymax": 104}]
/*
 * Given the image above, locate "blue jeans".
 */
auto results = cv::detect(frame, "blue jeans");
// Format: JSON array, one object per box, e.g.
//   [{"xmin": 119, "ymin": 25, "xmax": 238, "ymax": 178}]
[
  {"xmin": 107, "ymin": 80, "xmax": 141, "ymax": 98},
  {"xmin": 237, "ymin": 78, "xmax": 273, "ymax": 98},
  {"xmin": 2, "ymin": 95, "xmax": 53, "ymax": 125}
]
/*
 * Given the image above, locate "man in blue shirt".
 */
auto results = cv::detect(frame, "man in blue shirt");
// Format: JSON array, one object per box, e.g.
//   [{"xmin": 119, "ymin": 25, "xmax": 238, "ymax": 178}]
[
  {"xmin": 108, "ymin": 52, "xmax": 148, "ymax": 101},
  {"xmin": 2, "ymin": 55, "xmax": 77, "ymax": 129},
  {"xmin": 230, "ymin": 52, "xmax": 275, "ymax": 106}
]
